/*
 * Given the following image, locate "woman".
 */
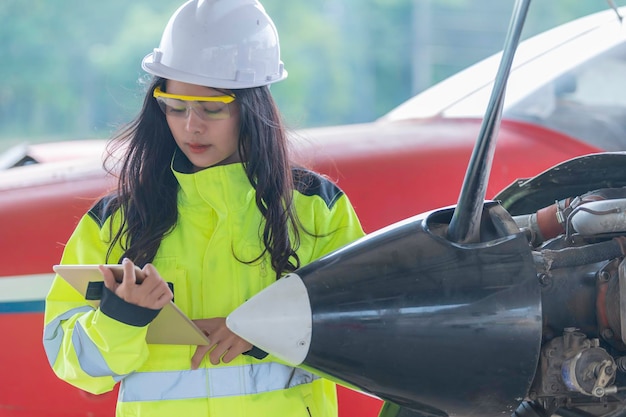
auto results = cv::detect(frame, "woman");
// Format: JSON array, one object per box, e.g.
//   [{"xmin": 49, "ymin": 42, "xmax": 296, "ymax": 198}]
[{"xmin": 43, "ymin": 1, "xmax": 364, "ymax": 416}]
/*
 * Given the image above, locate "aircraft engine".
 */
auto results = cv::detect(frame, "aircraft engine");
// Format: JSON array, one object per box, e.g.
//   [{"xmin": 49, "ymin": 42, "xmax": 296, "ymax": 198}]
[{"xmin": 227, "ymin": 152, "xmax": 626, "ymax": 417}]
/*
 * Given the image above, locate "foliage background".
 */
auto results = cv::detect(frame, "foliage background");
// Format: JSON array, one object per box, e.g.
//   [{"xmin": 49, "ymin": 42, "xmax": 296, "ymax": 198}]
[{"xmin": 0, "ymin": 0, "xmax": 617, "ymax": 151}]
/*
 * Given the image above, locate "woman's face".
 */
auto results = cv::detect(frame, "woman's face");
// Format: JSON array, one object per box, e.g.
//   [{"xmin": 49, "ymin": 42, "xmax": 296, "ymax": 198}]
[{"xmin": 162, "ymin": 80, "xmax": 241, "ymax": 171}]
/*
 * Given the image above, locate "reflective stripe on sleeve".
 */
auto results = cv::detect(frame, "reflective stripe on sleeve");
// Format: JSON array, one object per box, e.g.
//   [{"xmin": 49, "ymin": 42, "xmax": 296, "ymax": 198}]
[
  {"xmin": 72, "ymin": 322, "xmax": 125, "ymax": 379},
  {"xmin": 120, "ymin": 363, "xmax": 319, "ymax": 401},
  {"xmin": 43, "ymin": 306, "xmax": 93, "ymax": 368},
  {"xmin": 43, "ymin": 305, "xmax": 126, "ymax": 379}
]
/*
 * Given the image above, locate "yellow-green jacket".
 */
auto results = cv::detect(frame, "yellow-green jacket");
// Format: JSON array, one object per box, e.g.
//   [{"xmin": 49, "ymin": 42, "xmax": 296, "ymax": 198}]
[{"xmin": 43, "ymin": 162, "xmax": 364, "ymax": 417}]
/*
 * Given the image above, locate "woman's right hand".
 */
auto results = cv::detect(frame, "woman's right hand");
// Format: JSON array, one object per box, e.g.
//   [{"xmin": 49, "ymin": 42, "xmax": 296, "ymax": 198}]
[{"xmin": 99, "ymin": 258, "xmax": 173, "ymax": 310}]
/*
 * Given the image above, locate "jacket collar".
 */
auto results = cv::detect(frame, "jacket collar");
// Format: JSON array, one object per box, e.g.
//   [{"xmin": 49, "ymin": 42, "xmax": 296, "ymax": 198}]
[{"xmin": 171, "ymin": 151, "xmax": 255, "ymax": 214}]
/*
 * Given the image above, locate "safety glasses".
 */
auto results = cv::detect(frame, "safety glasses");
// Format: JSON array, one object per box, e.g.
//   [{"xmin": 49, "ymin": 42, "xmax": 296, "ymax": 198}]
[{"xmin": 153, "ymin": 86, "xmax": 236, "ymax": 120}]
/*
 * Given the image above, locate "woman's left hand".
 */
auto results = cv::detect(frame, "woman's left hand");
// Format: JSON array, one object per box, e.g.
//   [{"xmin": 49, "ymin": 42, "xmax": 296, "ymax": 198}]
[{"xmin": 190, "ymin": 318, "xmax": 253, "ymax": 368}]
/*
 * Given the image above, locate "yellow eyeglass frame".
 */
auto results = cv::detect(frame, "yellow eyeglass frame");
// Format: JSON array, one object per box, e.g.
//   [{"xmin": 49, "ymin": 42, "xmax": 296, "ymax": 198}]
[{"xmin": 153, "ymin": 86, "xmax": 235, "ymax": 103}]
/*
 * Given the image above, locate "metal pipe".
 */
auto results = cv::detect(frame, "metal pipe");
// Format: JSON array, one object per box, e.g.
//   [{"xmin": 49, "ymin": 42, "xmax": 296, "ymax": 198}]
[{"xmin": 447, "ymin": 0, "xmax": 531, "ymax": 244}]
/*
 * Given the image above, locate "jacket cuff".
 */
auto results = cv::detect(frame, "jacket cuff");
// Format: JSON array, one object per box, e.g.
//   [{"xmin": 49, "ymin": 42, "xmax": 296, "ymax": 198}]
[
  {"xmin": 243, "ymin": 346, "xmax": 269, "ymax": 360},
  {"xmin": 100, "ymin": 285, "xmax": 161, "ymax": 327}
]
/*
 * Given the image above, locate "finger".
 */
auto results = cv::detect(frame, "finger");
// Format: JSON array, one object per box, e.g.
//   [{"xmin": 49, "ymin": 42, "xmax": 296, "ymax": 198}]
[
  {"xmin": 141, "ymin": 263, "xmax": 158, "ymax": 285},
  {"xmin": 98, "ymin": 265, "xmax": 117, "ymax": 291},
  {"xmin": 140, "ymin": 264, "xmax": 164, "ymax": 293},
  {"xmin": 142, "ymin": 265, "xmax": 173, "ymax": 305},
  {"xmin": 148, "ymin": 279, "xmax": 173, "ymax": 299},
  {"xmin": 139, "ymin": 272, "xmax": 163, "ymax": 295},
  {"xmin": 155, "ymin": 287, "xmax": 173, "ymax": 303},
  {"xmin": 191, "ymin": 345, "xmax": 212, "ymax": 370},
  {"xmin": 221, "ymin": 337, "xmax": 253, "ymax": 363},
  {"xmin": 209, "ymin": 343, "xmax": 228, "ymax": 365},
  {"xmin": 122, "ymin": 258, "xmax": 137, "ymax": 286},
  {"xmin": 142, "ymin": 263, "xmax": 156, "ymax": 274},
  {"xmin": 221, "ymin": 345, "xmax": 242, "ymax": 363},
  {"xmin": 200, "ymin": 317, "xmax": 223, "ymax": 334},
  {"xmin": 150, "ymin": 284, "xmax": 173, "ymax": 309}
]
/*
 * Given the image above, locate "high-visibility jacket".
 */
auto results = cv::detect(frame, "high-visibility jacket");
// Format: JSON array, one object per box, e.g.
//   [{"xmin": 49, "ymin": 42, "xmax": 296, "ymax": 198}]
[{"xmin": 43, "ymin": 161, "xmax": 365, "ymax": 417}]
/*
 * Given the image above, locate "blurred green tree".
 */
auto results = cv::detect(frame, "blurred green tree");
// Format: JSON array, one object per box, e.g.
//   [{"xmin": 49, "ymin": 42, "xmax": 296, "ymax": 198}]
[{"xmin": 0, "ymin": 0, "xmax": 615, "ymax": 149}]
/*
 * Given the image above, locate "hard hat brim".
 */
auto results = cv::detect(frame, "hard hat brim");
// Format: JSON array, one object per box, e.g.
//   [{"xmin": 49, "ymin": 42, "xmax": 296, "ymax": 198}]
[{"xmin": 142, "ymin": 53, "xmax": 288, "ymax": 90}]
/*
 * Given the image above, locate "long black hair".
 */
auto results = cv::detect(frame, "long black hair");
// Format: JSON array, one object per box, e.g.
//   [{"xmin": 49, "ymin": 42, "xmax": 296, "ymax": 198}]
[{"xmin": 103, "ymin": 77, "xmax": 302, "ymax": 279}]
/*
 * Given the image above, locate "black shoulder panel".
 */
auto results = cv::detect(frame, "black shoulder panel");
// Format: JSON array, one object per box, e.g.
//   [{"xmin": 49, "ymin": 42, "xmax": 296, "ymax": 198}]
[
  {"xmin": 292, "ymin": 168, "xmax": 344, "ymax": 210},
  {"xmin": 87, "ymin": 195, "xmax": 117, "ymax": 229}
]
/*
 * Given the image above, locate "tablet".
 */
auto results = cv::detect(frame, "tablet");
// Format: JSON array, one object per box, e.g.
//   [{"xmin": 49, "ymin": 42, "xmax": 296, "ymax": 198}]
[{"xmin": 53, "ymin": 264, "xmax": 210, "ymax": 346}]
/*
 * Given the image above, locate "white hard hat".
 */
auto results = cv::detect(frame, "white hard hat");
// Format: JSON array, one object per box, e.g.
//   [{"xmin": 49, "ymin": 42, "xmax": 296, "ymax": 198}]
[{"xmin": 142, "ymin": 0, "xmax": 287, "ymax": 89}]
